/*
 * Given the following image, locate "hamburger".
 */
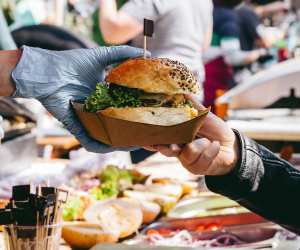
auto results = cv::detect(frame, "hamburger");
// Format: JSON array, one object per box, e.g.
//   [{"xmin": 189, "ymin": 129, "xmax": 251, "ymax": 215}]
[{"xmin": 84, "ymin": 58, "xmax": 200, "ymax": 126}]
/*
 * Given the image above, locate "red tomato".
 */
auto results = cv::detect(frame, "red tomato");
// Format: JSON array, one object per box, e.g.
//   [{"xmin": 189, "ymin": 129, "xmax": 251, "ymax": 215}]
[
  {"xmin": 147, "ymin": 229, "xmax": 160, "ymax": 236},
  {"xmin": 205, "ymin": 223, "xmax": 220, "ymax": 231},
  {"xmin": 158, "ymin": 228, "xmax": 172, "ymax": 236},
  {"xmin": 195, "ymin": 224, "xmax": 206, "ymax": 232}
]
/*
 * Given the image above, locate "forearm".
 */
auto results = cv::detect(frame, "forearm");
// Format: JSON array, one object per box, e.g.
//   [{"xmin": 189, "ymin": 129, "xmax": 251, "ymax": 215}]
[
  {"xmin": 0, "ymin": 50, "xmax": 21, "ymax": 96},
  {"xmin": 206, "ymin": 131, "xmax": 300, "ymax": 234},
  {"xmin": 221, "ymin": 38, "xmax": 263, "ymax": 66},
  {"xmin": 255, "ymin": 2, "xmax": 288, "ymax": 18},
  {"xmin": 99, "ymin": 0, "xmax": 118, "ymax": 20},
  {"xmin": 99, "ymin": 0, "xmax": 142, "ymax": 44},
  {"xmin": 224, "ymin": 49, "xmax": 262, "ymax": 66}
]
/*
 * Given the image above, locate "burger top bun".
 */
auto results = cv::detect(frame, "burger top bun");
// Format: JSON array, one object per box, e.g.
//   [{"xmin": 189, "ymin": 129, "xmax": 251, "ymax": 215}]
[{"xmin": 105, "ymin": 58, "xmax": 199, "ymax": 95}]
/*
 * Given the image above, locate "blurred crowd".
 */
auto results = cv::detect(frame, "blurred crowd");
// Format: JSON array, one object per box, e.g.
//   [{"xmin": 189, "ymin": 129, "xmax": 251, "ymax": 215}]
[
  {"xmin": 0, "ymin": 0, "xmax": 298, "ymax": 111},
  {"xmin": 98, "ymin": 0, "xmax": 296, "ymax": 111}
]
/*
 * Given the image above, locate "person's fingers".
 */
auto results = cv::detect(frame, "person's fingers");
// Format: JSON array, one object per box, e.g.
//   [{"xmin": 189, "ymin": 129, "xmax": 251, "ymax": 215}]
[
  {"xmin": 184, "ymin": 93, "xmax": 229, "ymax": 141},
  {"xmin": 184, "ymin": 94, "xmax": 207, "ymax": 111},
  {"xmin": 147, "ymin": 144, "xmax": 182, "ymax": 157},
  {"xmin": 143, "ymin": 146, "xmax": 157, "ymax": 152},
  {"xmin": 101, "ymin": 46, "xmax": 150, "ymax": 66},
  {"xmin": 180, "ymin": 140, "xmax": 220, "ymax": 175},
  {"xmin": 192, "ymin": 141, "xmax": 220, "ymax": 175},
  {"xmin": 0, "ymin": 116, "xmax": 3, "ymax": 140},
  {"xmin": 170, "ymin": 144, "xmax": 182, "ymax": 153},
  {"xmin": 179, "ymin": 138, "xmax": 211, "ymax": 166}
]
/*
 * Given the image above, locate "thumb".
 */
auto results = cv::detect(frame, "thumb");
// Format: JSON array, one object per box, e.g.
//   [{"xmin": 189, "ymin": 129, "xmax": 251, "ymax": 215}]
[
  {"xmin": 185, "ymin": 93, "xmax": 227, "ymax": 140},
  {"xmin": 185, "ymin": 93, "xmax": 207, "ymax": 111},
  {"xmin": 101, "ymin": 45, "xmax": 150, "ymax": 66}
]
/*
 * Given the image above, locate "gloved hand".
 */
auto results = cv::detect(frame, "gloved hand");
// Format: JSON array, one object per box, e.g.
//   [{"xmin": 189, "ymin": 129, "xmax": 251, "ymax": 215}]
[
  {"xmin": 0, "ymin": 116, "xmax": 4, "ymax": 141},
  {"xmin": 12, "ymin": 46, "xmax": 146, "ymax": 153}
]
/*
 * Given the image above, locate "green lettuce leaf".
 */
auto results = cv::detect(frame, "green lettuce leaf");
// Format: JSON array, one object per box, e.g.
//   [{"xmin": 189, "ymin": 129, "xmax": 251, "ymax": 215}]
[{"xmin": 84, "ymin": 83, "xmax": 142, "ymax": 112}]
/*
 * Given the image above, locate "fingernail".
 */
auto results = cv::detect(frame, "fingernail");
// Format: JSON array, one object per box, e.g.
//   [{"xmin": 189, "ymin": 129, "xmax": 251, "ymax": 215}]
[
  {"xmin": 170, "ymin": 144, "xmax": 180, "ymax": 152},
  {"xmin": 212, "ymin": 141, "xmax": 220, "ymax": 146}
]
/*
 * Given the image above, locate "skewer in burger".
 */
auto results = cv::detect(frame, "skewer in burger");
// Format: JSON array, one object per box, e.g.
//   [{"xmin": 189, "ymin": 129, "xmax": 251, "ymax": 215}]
[{"xmin": 84, "ymin": 58, "xmax": 200, "ymax": 126}]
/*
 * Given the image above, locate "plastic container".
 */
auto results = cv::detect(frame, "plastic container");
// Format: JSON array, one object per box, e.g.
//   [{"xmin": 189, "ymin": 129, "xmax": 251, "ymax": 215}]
[{"xmin": 3, "ymin": 224, "xmax": 62, "ymax": 250}]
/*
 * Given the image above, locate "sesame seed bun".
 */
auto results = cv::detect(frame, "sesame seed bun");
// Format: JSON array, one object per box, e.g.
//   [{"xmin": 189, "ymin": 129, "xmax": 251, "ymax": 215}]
[{"xmin": 105, "ymin": 58, "xmax": 200, "ymax": 95}]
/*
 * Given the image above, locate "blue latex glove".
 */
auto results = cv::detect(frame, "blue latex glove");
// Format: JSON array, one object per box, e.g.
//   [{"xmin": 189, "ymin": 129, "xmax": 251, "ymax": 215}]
[
  {"xmin": 12, "ymin": 46, "xmax": 146, "ymax": 153},
  {"xmin": 0, "ymin": 116, "xmax": 3, "ymax": 141}
]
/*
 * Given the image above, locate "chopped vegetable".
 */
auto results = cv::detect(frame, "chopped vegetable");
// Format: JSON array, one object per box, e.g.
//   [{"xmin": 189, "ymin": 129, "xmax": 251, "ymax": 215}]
[
  {"xmin": 147, "ymin": 229, "xmax": 160, "ymax": 236},
  {"xmin": 90, "ymin": 181, "xmax": 119, "ymax": 200},
  {"xmin": 89, "ymin": 165, "xmax": 134, "ymax": 201},
  {"xmin": 84, "ymin": 83, "xmax": 114, "ymax": 112},
  {"xmin": 62, "ymin": 197, "xmax": 82, "ymax": 221}
]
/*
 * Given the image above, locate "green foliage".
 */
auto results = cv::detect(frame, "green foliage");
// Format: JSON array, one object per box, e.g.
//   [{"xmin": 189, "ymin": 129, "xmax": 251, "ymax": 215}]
[
  {"xmin": 62, "ymin": 197, "xmax": 82, "ymax": 221},
  {"xmin": 84, "ymin": 83, "xmax": 114, "ymax": 112},
  {"xmin": 109, "ymin": 84, "xmax": 142, "ymax": 108},
  {"xmin": 90, "ymin": 165, "xmax": 133, "ymax": 201},
  {"xmin": 84, "ymin": 83, "xmax": 142, "ymax": 112},
  {"xmin": 90, "ymin": 181, "xmax": 119, "ymax": 200}
]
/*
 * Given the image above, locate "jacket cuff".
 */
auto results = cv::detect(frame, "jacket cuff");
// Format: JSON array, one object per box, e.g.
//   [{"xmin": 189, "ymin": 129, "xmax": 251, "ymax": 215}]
[{"xmin": 205, "ymin": 130, "xmax": 265, "ymax": 200}]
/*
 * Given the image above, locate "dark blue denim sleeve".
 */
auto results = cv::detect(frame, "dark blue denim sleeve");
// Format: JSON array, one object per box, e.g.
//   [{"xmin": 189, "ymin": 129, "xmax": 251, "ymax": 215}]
[{"xmin": 205, "ymin": 130, "xmax": 300, "ymax": 234}]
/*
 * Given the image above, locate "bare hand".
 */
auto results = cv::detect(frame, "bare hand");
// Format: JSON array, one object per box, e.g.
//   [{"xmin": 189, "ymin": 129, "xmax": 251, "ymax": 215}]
[{"xmin": 145, "ymin": 95, "xmax": 239, "ymax": 176}]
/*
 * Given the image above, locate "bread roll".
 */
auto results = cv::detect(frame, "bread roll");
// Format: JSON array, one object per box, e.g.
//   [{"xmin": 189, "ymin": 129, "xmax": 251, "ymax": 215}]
[
  {"xmin": 133, "ymin": 184, "xmax": 183, "ymax": 199},
  {"xmin": 123, "ymin": 190, "xmax": 177, "ymax": 206},
  {"xmin": 100, "ymin": 107, "xmax": 198, "ymax": 126},
  {"xmin": 139, "ymin": 200, "xmax": 161, "ymax": 224},
  {"xmin": 83, "ymin": 198, "xmax": 143, "ymax": 239},
  {"xmin": 62, "ymin": 222, "xmax": 118, "ymax": 249},
  {"xmin": 106, "ymin": 58, "xmax": 200, "ymax": 95}
]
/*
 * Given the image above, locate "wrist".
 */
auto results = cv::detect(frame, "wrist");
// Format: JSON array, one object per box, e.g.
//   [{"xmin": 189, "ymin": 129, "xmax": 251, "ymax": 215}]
[
  {"xmin": 228, "ymin": 132, "xmax": 240, "ymax": 173},
  {"xmin": 219, "ymin": 130, "xmax": 241, "ymax": 176}
]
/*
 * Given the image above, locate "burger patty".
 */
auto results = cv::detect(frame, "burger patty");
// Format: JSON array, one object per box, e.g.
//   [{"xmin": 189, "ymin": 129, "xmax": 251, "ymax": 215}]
[{"xmin": 140, "ymin": 94, "xmax": 187, "ymax": 108}]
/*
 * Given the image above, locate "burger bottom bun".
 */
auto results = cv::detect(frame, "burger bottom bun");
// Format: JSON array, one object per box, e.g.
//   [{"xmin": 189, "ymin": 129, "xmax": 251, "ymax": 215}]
[
  {"xmin": 84, "ymin": 198, "xmax": 143, "ymax": 239},
  {"xmin": 100, "ymin": 107, "xmax": 198, "ymax": 126},
  {"xmin": 62, "ymin": 222, "xmax": 118, "ymax": 250},
  {"xmin": 139, "ymin": 200, "xmax": 161, "ymax": 224},
  {"xmin": 133, "ymin": 184, "xmax": 183, "ymax": 200}
]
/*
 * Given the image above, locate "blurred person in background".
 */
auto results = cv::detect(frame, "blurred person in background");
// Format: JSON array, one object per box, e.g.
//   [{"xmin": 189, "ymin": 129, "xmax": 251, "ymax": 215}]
[
  {"xmin": 237, "ymin": 0, "xmax": 286, "ymax": 51},
  {"xmin": 93, "ymin": 0, "xmax": 128, "ymax": 46},
  {"xmin": 233, "ymin": 0, "xmax": 285, "ymax": 84},
  {"xmin": 203, "ymin": 0, "xmax": 270, "ymax": 111},
  {"xmin": 98, "ymin": 0, "xmax": 213, "ymax": 83},
  {"xmin": 248, "ymin": 0, "xmax": 290, "ymax": 18}
]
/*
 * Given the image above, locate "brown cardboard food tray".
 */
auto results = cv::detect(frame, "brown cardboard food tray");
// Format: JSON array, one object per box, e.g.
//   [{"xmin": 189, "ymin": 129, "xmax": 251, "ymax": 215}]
[{"xmin": 72, "ymin": 102, "xmax": 209, "ymax": 147}]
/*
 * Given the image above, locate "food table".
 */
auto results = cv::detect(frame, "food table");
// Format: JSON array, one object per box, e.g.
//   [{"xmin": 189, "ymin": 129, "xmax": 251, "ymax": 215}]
[
  {"xmin": 227, "ymin": 110, "xmax": 300, "ymax": 141},
  {"xmin": 226, "ymin": 109, "xmax": 300, "ymax": 160},
  {"xmin": 0, "ymin": 154, "xmax": 299, "ymax": 250}
]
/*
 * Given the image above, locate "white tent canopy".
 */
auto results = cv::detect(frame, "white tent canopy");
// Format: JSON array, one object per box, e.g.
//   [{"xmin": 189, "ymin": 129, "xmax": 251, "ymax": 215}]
[{"xmin": 217, "ymin": 58, "xmax": 300, "ymax": 110}]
